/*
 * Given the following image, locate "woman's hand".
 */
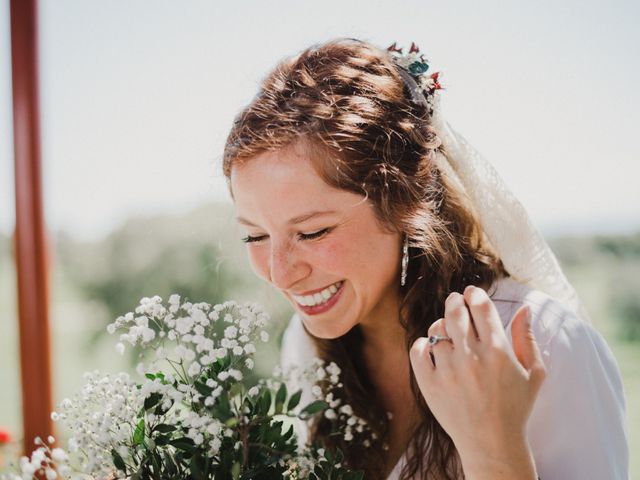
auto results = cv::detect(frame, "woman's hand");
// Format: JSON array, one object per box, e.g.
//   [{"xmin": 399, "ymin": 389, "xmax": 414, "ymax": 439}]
[{"xmin": 409, "ymin": 285, "xmax": 546, "ymax": 479}]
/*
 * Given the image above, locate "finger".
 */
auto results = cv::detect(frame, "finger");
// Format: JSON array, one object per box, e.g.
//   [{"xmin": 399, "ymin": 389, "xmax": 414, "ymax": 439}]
[
  {"xmin": 463, "ymin": 285, "xmax": 509, "ymax": 347},
  {"xmin": 410, "ymin": 336, "xmax": 438, "ymax": 402},
  {"xmin": 444, "ymin": 291, "xmax": 479, "ymax": 354},
  {"xmin": 427, "ymin": 318, "xmax": 454, "ymax": 370},
  {"xmin": 427, "ymin": 317, "xmax": 447, "ymax": 337},
  {"xmin": 510, "ymin": 305, "xmax": 546, "ymax": 388}
]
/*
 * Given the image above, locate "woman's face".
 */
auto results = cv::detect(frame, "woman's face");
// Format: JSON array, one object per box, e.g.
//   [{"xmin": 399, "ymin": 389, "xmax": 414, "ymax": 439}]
[{"xmin": 230, "ymin": 142, "xmax": 402, "ymax": 339}]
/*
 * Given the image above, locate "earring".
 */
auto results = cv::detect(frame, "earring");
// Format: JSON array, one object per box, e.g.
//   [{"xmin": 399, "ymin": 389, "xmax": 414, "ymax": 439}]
[{"xmin": 401, "ymin": 234, "xmax": 409, "ymax": 287}]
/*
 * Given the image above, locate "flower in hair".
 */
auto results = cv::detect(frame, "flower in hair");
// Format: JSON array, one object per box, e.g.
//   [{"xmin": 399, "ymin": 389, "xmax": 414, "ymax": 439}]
[{"xmin": 387, "ymin": 41, "xmax": 443, "ymax": 107}]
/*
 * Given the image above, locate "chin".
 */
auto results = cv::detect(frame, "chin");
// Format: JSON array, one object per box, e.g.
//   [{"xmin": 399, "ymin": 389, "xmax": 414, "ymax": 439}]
[{"xmin": 300, "ymin": 315, "xmax": 355, "ymax": 340}]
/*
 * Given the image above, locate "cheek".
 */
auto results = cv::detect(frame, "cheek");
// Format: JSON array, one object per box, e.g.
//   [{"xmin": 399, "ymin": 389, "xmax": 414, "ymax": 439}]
[
  {"xmin": 246, "ymin": 246, "xmax": 270, "ymax": 281},
  {"xmin": 309, "ymin": 234, "xmax": 359, "ymax": 275}
]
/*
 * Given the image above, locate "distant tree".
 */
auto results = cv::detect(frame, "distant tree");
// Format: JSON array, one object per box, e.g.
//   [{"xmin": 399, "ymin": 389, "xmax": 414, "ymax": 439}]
[{"xmin": 596, "ymin": 233, "xmax": 640, "ymax": 258}]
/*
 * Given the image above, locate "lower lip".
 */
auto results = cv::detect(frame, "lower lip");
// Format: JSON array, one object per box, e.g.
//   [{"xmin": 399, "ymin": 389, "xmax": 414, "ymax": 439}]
[{"xmin": 296, "ymin": 282, "xmax": 345, "ymax": 315}]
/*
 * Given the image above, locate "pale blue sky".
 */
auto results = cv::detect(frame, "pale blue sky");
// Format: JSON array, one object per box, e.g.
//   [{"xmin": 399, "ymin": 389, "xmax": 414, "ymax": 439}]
[{"xmin": 1, "ymin": 0, "xmax": 639, "ymax": 241}]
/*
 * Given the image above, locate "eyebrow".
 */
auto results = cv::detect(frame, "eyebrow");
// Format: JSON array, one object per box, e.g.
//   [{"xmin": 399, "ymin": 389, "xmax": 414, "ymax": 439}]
[{"xmin": 236, "ymin": 210, "xmax": 338, "ymax": 227}]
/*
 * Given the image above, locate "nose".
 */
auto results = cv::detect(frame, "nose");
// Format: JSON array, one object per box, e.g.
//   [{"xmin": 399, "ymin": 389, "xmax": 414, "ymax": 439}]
[{"xmin": 268, "ymin": 239, "xmax": 310, "ymax": 290}]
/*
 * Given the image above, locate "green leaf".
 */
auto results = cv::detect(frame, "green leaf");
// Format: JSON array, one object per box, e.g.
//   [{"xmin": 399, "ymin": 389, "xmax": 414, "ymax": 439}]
[
  {"xmin": 133, "ymin": 418, "xmax": 145, "ymax": 445},
  {"xmin": 217, "ymin": 390, "xmax": 232, "ymax": 418},
  {"xmin": 194, "ymin": 381, "xmax": 212, "ymax": 397},
  {"xmin": 190, "ymin": 453, "xmax": 207, "ymax": 480},
  {"xmin": 229, "ymin": 382, "xmax": 244, "ymax": 398},
  {"xmin": 111, "ymin": 448, "xmax": 127, "ymax": 472},
  {"xmin": 145, "ymin": 373, "xmax": 156, "ymax": 381},
  {"xmin": 275, "ymin": 383, "xmax": 287, "ymax": 414},
  {"xmin": 286, "ymin": 389, "xmax": 302, "ymax": 411},
  {"xmin": 154, "ymin": 423, "xmax": 175, "ymax": 434},
  {"xmin": 225, "ymin": 417, "xmax": 239, "ymax": 428},
  {"xmin": 231, "ymin": 461, "xmax": 241, "ymax": 480},
  {"xmin": 281, "ymin": 424, "xmax": 294, "ymax": 441},
  {"xmin": 324, "ymin": 447, "xmax": 333, "ymax": 462},
  {"xmin": 169, "ymin": 437, "xmax": 196, "ymax": 454},
  {"xmin": 144, "ymin": 392, "xmax": 162, "ymax": 410},
  {"xmin": 154, "ymin": 434, "xmax": 170, "ymax": 446},
  {"xmin": 299, "ymin": 400, "xmax": 328, "ymax": 419},
  {"xmin": 342, "ymin": 471, "xmax": 365, "ymax": 480},
  {"xmin": 258, "ymin": 389, "xmax": 272, "ymax": 416}
]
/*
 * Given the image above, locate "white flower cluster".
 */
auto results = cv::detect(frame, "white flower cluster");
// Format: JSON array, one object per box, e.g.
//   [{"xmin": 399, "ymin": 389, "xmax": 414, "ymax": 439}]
[
  {"xmin": 2, "ymin": 437, "xmax": 69, "ymax": 480},
  {"xmin": 51, "ymin": 371, "xmax": 143, "ymax": 478},
  {"xmin": 276, "ymin": 358, "xmax": 376, "ymax": 447},
  {"xmin": 5, "ymin": 297, "xmax": 274, "ymax": 480},
  {"xmin": 107, "ymin": 296, "xmax": 269, "ymax": 377},
  {"xmin": 3, "ymin": 295, "xmax": 370, "ymax": 479}
]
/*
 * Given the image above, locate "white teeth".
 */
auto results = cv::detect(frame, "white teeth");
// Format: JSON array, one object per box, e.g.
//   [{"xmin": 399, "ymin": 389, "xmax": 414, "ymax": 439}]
[{"xmin": 293, "ymin": 281, "xmax": 343, "ymax": 307}]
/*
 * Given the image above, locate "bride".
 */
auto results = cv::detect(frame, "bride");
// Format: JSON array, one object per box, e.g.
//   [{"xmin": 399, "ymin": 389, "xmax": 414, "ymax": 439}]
[{"xmin": 222, "ymin": 38, "xmax": 628, "ymax": 479}]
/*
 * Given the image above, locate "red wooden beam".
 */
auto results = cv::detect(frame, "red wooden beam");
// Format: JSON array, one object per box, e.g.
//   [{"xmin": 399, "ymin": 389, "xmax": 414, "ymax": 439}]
[{"xmin": 10, "ymin": 0, "xmax": 53, "ymax": 453}]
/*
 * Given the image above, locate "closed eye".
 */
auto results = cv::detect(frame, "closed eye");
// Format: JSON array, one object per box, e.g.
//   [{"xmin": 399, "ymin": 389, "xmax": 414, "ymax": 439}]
[
  {"xmin": 298, "ymin": 228, "xmax": 330, "ymax": 241},
  {"xmin": 241, "ymin": 228, "xmax": 331, "ymax": 244},
  {"xmin": 241, "ymin": 234, "xmax": 267, "ymax": 243}
]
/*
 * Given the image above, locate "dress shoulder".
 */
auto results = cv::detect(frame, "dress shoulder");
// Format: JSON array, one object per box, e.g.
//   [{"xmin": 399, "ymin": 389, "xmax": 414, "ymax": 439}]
[
  {"xmin": 279, "ymin": 313, "xmax": 319, "ymax": 449},
  {"xmin": 280, "ymin": 313, "xmax": 318, "ymax": 370},
  {"xmin": 491, "ymin": 276, "xmax": 629, "ymax": 479}
]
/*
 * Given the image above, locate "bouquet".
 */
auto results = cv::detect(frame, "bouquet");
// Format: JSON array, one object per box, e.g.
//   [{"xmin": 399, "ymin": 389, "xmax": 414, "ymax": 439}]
[{"xmin": 4, "ymin": 296, "xmax": 372, "ymax": 479}]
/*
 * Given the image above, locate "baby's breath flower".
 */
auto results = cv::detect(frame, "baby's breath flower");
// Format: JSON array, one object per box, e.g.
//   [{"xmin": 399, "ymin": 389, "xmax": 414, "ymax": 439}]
[
  {"xmin": 324, "ymin": 408, "xmax": 337, "ymax": 420},
  {"xmin": 6, "ymin": 296, "xmax": 365, "ymax": 479},
  {"xmin": 248, "ymin": 386, "xmax": 260, "ymax": 397}
]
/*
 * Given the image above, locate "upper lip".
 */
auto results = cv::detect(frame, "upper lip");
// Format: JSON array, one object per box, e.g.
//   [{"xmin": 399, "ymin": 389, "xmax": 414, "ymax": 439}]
[{"xmin": 291, "ymin": 281, "xmax": 342, "ymax": 296}]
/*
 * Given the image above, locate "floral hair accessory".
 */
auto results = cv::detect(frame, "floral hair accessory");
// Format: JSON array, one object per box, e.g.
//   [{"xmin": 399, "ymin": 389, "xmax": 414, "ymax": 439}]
[{"xmin": 387, "ymin": 41, "xmax": 443, "ymax": 113}]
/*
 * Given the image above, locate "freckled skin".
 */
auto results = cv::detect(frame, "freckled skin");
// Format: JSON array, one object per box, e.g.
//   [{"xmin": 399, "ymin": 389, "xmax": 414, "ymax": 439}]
[{"xmin": 230, "ymin": 143, "xmax": 402, "ymax": 340}]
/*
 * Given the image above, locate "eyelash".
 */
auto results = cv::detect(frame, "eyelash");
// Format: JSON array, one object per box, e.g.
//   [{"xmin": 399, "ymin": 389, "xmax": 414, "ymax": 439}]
[{"xmin": 241, "ymin": 228, "xmax": 331, "ymax": 244}]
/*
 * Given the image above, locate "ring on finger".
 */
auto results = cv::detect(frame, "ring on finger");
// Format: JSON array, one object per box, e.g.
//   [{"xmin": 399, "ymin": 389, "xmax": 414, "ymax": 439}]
[{"xmin": 427, "ymin": 334, "xmax": 453, "ymax": 347}]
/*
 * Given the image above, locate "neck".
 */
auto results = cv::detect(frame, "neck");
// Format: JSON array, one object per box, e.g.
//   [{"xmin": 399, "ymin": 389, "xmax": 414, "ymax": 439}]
[{"xmin": 358, "ymin": 289, "xmax": 407, "ymax": 367}]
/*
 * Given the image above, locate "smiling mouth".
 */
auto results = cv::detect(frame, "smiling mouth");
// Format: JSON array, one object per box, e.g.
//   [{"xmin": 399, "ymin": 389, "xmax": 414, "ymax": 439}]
[{"xmin": 292, "ymin": 281, "xmax": 344, "ymax": 307}]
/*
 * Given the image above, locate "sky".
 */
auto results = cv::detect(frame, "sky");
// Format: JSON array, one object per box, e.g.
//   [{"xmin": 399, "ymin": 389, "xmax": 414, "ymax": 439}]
[{"xmin": 1, "ymin": 0, "xmax": 639, "ymax": 241}]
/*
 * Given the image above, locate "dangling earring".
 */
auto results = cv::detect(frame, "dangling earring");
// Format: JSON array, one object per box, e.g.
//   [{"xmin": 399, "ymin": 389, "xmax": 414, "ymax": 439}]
[{"xmin": 401, "ymin": 234, "xmax": 409, "ymax": 287}]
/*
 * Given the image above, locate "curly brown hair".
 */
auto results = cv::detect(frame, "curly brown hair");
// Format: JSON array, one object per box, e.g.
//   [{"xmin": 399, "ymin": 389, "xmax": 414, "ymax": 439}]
[{"xmin": 223, "ymin": 37, "xmax": 508, "ymax": 479}]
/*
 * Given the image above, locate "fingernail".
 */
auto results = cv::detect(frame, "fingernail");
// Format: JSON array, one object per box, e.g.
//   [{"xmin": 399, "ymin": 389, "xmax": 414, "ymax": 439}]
[{"xmin": 524, "ymin": 306, "xmax": 532, "ymax": 327}]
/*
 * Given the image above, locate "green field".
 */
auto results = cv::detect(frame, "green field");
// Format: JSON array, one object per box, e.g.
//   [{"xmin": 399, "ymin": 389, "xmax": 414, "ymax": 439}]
[{"xmin": 1, "ymin": 219, "xmax": 638, "ymax": 477}]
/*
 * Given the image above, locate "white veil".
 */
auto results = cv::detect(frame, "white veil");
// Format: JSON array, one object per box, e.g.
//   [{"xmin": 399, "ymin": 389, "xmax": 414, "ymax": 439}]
[{"xmin": 398, "ymin": 67, "xmax": 591, "ymax": 324}]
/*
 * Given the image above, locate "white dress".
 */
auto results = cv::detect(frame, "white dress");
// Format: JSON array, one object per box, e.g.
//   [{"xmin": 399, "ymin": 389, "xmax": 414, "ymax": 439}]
[{"xmin": 279, "ymin": 276, "xmax": 630, "ymax": 479}]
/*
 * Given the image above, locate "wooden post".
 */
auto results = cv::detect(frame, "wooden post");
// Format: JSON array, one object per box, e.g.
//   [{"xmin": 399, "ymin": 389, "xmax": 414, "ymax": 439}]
[{"xmin": 10, "ymin": 0, "xmax": 54, "ymax": 453}]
